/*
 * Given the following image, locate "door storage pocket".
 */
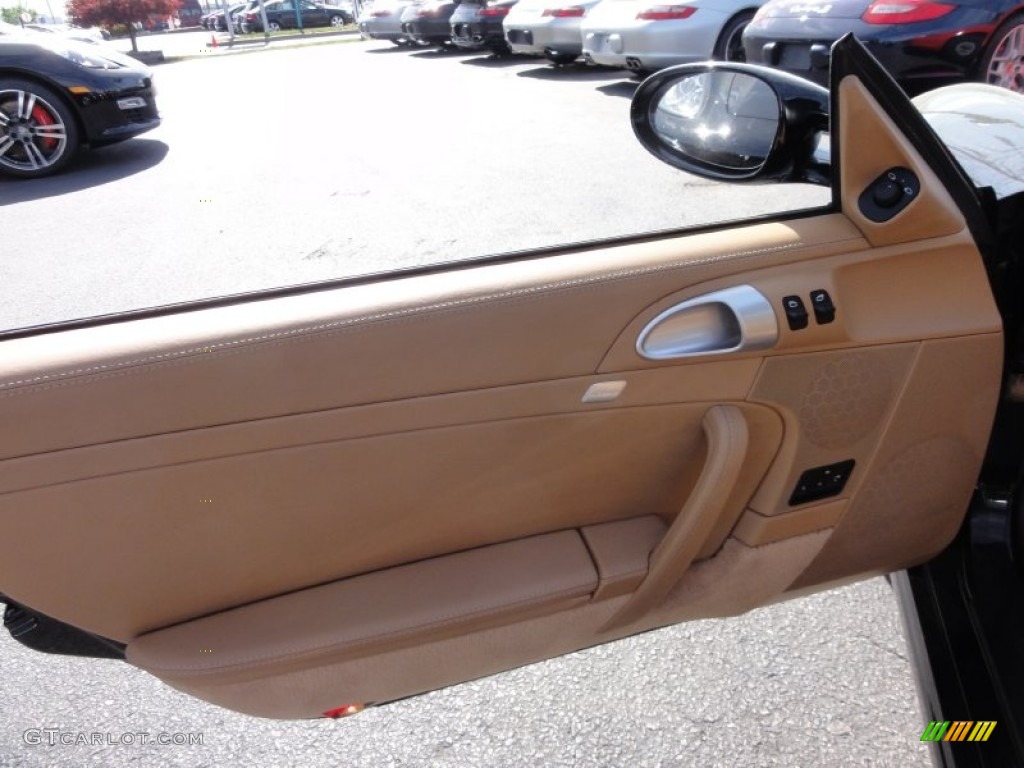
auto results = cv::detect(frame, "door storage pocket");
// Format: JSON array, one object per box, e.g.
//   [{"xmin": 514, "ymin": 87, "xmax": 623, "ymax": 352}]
[{"xmin": 128, "ymin": 529, "xmax": 598, "ymax": 687}]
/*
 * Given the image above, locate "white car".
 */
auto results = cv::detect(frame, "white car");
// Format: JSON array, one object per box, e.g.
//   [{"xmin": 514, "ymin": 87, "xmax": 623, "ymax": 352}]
[
  {"xmin": 581, "ymin": 0, "xmax": 761, "ymax": 73},
  {"xmin": 503, "ymin": 0, "xmax": 603, "ymax": 64}
]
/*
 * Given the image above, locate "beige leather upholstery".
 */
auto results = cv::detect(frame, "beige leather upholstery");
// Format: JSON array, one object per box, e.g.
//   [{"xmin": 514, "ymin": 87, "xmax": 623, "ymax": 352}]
[
  {"xmin": 0, "ymin": 216, "xmax": 863, "ymax": 460},
  {"xmin": 129, "ymin": 531, "xmax": 600, "ymax": 682},
  {"xmin": 130, "ymin": 530, "xmax": 834, "ymax": 719},
  {"xmin": 837, "ymin": 77, "xmax": 964, "ymax": 247},
  {"xmin": 0, "ymin": 402, "xmax": 783, "ymax": 640},
  {"xmin": 609, "ymin": 405, "xmax": 752, "ymax": 629},
  {"xmin": 581, "ymin": 516, "xmax": 668, "ymax": 601},
  {"xmin": 0, "ymin": 73, "xmax": 1004, "ymax": 718}
]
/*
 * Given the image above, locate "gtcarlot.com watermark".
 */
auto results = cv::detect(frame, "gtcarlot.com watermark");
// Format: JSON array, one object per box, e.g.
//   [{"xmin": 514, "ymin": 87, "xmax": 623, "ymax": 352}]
[{"xmin": 23, "ymin": 729, "xmax": 204, "ymax": 747}]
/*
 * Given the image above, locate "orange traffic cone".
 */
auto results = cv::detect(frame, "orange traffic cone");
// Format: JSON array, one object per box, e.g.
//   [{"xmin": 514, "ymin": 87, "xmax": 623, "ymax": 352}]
[{"xmin": 210, "ymin": 34, "xmax": 218, "ymax": 47}]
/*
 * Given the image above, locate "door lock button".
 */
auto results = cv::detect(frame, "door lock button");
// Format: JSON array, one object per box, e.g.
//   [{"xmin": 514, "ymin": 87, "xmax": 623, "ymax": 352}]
[
  {"xmin": 809, "ymin": 289, "xmax": 835, "ymax": 324},
  {"xmin": 782, "ymin": 295, "xmax": 808, "ymax": 331}
]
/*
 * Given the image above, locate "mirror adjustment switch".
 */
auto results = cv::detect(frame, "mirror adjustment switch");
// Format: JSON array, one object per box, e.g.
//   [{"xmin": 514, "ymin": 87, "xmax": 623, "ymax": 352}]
[
  {"xmin": 789, "ymin": 459, "xmax": 855, "ymax": 506},
  {"xmin": 858, "ymin": 167, "xmax": 920, "ymax": 223},
  {"xmin": 809, "ymin": 289, "xmax": 835, "ymax": 324},
  {"xmin": 782, "ymin": 295, "xmax": 808, "ymax": 330}
]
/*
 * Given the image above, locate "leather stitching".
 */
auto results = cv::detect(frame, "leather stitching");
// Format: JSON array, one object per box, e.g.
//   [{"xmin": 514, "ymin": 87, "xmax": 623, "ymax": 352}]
[{"xmin": 0, "ymin": 236, "xmax": 862, "ymax": 396}]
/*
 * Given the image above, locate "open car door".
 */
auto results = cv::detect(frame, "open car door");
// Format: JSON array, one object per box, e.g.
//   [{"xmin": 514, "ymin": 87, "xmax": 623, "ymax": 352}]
[{"xmin": 0, "ymin": 37, "xmax": 1006, "ymax": 720}]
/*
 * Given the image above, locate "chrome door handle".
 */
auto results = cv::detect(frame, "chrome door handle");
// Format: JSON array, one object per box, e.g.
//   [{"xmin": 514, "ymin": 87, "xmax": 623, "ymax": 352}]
[{"xmin": 635, "ymin": 285, "xmax": 778, "ymax": 360}]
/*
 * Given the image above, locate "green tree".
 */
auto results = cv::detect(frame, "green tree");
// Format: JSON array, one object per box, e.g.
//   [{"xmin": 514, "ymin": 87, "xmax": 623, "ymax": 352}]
[{"xmin": 1, "ymin": 5, "xmax": 38, "ymax": 24}]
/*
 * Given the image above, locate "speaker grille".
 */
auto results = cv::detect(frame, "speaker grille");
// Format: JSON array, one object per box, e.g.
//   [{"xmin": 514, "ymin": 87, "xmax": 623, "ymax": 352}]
[{"xmin": 798, "ymin": 353, "xmax": 894, "ymax": 449}]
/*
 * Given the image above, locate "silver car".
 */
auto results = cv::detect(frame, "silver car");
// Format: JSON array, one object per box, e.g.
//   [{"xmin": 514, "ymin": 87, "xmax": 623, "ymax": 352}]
[
  {"xmin": 581, "ymin": 0, "xmax": 761, "ymax": 73},
  {"xmin": 503, "ymin": 0, "xmax": 602, "ymax": 64},
  {"xmin": 359, "ymin": 0, "xmax": 418, "ymax": 43}
]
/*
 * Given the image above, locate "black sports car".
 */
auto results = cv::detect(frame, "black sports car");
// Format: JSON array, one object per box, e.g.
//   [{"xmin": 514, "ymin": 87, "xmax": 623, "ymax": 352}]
[
  {"xmin": 742, "ymin": 0, "xmax": 1024, "ymax": 94},
  {"xmin": 0, "ymin": 23, "xmax": 160, "ymax": 179}
]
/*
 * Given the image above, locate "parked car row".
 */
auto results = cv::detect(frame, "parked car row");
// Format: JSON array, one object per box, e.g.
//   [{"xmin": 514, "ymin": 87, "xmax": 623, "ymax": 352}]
[
  {"xmin": 359, "ymin": 0, "xmax": 759, "ymax": 61},
  {"xmin": 201, "ymin": 0, "xmax": 355, "ymax": 33},
  {"xmin": 201, "ymin": 4, "xmax": 248, "ymax": 31},
  {"xmin": 358, "ymin": 0, "xmax": 1024, "ymax": 92}
]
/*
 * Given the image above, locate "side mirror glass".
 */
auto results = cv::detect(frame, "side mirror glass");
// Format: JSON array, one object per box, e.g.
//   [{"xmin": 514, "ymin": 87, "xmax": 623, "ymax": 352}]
[
  {"xmin": 631, "ymin": 63, "xmax": 831, "ymax": 185},
  {"xmin": 651, "ymin": 71, "xmax": 780, "ymax": 175}
]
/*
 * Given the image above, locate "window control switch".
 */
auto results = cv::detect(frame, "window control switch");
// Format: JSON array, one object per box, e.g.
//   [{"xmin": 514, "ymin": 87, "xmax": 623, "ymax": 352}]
[
  {"xmin": 810, "ymin": 289, "xmax": 835, "ymax": 324},
  {"xmin": 782, "ymin": 295, "xmax": 808, "ymax": 331}
]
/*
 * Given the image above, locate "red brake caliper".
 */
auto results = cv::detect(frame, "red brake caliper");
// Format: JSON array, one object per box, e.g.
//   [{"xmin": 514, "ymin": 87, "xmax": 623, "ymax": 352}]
[{"xmin": 30, "ymin": 104, "xmax": 57, "ymax": 152}]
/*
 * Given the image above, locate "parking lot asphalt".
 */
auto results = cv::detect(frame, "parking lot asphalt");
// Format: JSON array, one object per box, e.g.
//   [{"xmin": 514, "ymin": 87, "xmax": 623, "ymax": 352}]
[
  {"xmin": 1, "ymin": 38, "xmax": 829, "ymax": 329},
  {"xmin": 0, "ymin": 578, "xmax": 929, "ymax": 767},
  {"xmin": 1, "ymin": 39, "xmax": 932, "ymax": 767}
]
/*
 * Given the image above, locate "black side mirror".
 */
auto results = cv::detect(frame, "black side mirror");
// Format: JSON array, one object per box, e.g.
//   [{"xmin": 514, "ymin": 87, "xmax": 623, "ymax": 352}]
[{"xmin": 630, "ymin": 63, "xmax": 831, "ymax": 186}]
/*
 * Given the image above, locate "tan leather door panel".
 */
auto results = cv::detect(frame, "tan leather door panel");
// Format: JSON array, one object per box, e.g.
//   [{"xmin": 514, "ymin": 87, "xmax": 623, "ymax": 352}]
[
  {"xmin": 0, "ymin": 72, "xmax": 1003, "ymax": 718},
  {"xmin": 0, "ymin": 402, "xmax": 783, "ymax": 640}
]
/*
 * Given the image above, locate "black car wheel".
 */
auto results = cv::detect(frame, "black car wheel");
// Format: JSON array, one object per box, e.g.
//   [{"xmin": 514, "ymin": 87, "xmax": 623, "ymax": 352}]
[
  {"xmin": 713, "ymin": 10, "xmax": 754, "ymax": 62},
  {"xmin": 982, "ymin": 13, "xmax": 1024, "ymax": 93},
  {"xmin": 268, "ymin": 20, "xmax": 282, "ymax": 31},
  {"xmin": 0, "ymin": 79, "xmax": 79, "ymax": 179},
  {"xmin": 329, "ymin": 14, "xmax": 346, "ymax": 27}
]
